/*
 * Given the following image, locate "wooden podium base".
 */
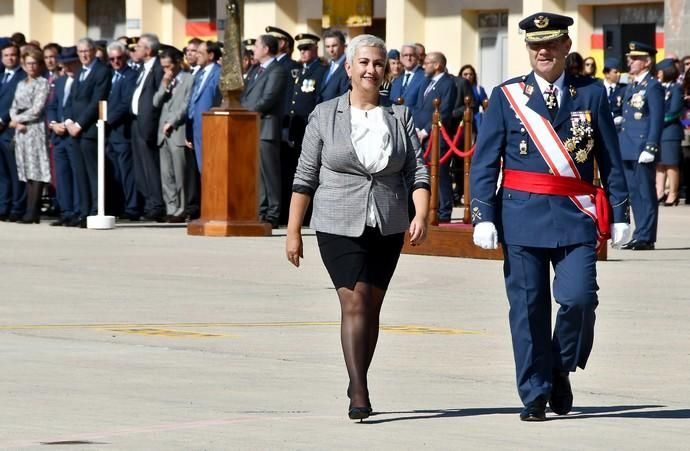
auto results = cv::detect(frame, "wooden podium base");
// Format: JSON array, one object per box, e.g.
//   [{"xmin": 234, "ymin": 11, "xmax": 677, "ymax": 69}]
[
  {"xmin": 187, "ymin": 220, "xmax": 272, "ymax": 237},
  {"xmin": 402, "ymin": 222, "xmax": 502, "ymax": 259},
  {"xmin": 187, "ymin": 108, "xmax": 271, "ymax": 237},
  {"xmin": 402, "ymin": 222, "xmax": 607, "ymax": 260}
]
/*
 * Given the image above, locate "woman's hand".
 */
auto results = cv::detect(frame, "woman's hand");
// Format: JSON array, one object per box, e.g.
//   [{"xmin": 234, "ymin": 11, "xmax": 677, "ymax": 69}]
[
  {"xmin": 408, "ymin": 215, "xmax": 428, "ymax": 246},
  {"xmin": 286, "ymin": 230, "xmax": 304, "ymax": 267}
]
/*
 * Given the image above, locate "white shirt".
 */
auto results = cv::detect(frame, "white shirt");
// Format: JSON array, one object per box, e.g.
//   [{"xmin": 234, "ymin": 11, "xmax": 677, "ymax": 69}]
[
  {"xmin": 634, "ymin": 70, "xmax": 650, "ymax": 84},
  {"xmin": 402, "ymin": 66, "xmax": 419, "ymax": 86},
  {"xmin": 350, "ymin": 106, "xmax": 393, "ymax": 227},
  {"xmin": 131, "ymin": 57, "xmax": 157, "ymax": 115},
  {"xmin": 2, "ymin": 68, "xmax": 17, "ymax": 83},
  {"xmin": 534, "ymin": 71, "xmax": 565, "ymax": 106},
  {"xmin": 197, "ymin": 62, "xmax": 215, "ymax": 93},
  {"xmin": 63, "ymin": 76, "xmax": 74, "ymax": 107}
]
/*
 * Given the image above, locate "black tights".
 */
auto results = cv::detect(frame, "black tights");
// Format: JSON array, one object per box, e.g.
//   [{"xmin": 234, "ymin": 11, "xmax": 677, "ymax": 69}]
[
  {"xmin": 337, "ymin": 281, "xmax": 387, "ymax": 408},
  {"xmin": 23, "ymin": 180, "xmax": 44, "ymax": 221}
]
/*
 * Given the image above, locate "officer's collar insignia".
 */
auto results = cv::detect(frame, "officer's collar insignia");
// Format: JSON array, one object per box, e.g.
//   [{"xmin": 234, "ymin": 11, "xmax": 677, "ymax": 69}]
[
  {"xmin": 569, "ymin": 85, "xmax": 576, "ymax": 98},
  {"xmin": 534, "ymin": 16, "xmax": 549, "ymax": 29},
  {"xmin": 524, "ymin": 84, "xmax": 534, "ymax": 96}
]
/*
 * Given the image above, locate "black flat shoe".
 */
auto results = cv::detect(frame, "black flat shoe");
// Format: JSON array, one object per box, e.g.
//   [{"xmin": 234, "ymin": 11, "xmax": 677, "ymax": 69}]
[
  {"xmin": 620, "ymin": 239, "xmax": 637, "ymax": 250},
  {"xmin": 549, "ymin": 371, "xmax": 573, "ymax": 415},
  {"xmin": 18, "ymin": 217, "xmax": 40, "ymax": 224},
  {"xmin": 348, "ymin": 406, "xmax": 372, "ymax": 421},
  {"xmin": 520, "ymin": 398, "xmax": 547, "ymax": 422}
]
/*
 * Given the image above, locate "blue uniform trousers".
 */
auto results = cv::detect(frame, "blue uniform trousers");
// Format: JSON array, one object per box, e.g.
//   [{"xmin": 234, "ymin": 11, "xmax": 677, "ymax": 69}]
[
  {"xmin": 503, "ymin": 242, "xmax": 598, "ymax": 406},
  {"xmin": 53, "ymin": 138, "xmax": 80, "ymax": 220},
  {"xmin": 622, "ymin": 160, "xmax": 657, "ymax": 242},
  {"xmin": 0, "ymin": 137, "xmax": 26, "ymax": 216},
  {"xmin": 107, "ymin": 141, "xmax": 140, "ymax": 216}
]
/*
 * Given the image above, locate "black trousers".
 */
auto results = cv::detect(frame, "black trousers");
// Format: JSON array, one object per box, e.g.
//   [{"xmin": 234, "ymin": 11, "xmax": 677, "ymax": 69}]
[{"xmin": 131, "ymin": 119, "xmax": 164, "ymax": 215}]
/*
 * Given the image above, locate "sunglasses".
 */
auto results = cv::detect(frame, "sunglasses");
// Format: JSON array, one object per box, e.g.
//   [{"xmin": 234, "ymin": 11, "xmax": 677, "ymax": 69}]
[{"xmin": 109, "ymin": 56, "xmax": 125, "ymax": 62}]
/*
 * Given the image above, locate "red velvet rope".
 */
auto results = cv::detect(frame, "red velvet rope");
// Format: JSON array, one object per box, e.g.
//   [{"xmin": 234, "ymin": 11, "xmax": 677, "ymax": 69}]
[{"xmin": 423, "ymin": 122, "xmax": 475, "ymax": 165}]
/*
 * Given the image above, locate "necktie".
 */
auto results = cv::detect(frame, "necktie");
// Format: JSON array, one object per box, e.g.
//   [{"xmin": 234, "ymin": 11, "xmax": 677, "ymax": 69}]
[
  {"xmin": 401, "ymin": 72, "xmax": 411, "ymax": 94},
  {"xmin": 254, "ymin": 66, "xmax": 264, "ymax": 80},
  {"xmin": 79, "ymin": 68, "xmax": 87, "ymax": 82},
  {"xmin": 111, "ymin": 71, "xmax": 120, "ymax": 85},
  {"xmin": 608, "ymin": 85, "xmax": 614, "ymax": 99},
  {"xmin": 325, "ymin": 61, "xmax": 336, "ymax": 84},
  {"xmin": 1, "ymin": 72, "xmax": 9, "ymax": 84},
  {"xmin": 545, "ymin": 84, "xmax": 558, "ymax": 120},
  {"xmin": 191, "ymin": 69, "xmax": 204, "ymax": 98},
  {"xmin": 135, "ymin": 67, "xmax": 146, "ymax": 86},
  {"xmin": 423, "ymin": 79, "xmax": 436, "ymax": 97}
]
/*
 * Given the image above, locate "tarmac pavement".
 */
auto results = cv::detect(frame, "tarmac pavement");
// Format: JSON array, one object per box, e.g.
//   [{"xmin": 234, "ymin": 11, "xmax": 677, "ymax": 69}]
[{"xmin": 1, "ymin": 206, "xmax": 689, "ymax": 450}]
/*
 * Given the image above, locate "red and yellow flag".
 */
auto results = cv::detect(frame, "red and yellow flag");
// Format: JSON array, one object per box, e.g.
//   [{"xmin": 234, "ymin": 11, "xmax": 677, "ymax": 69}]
[{"xmin": 322, "ymin": 0, "xmax": 372, "ymax": 28}]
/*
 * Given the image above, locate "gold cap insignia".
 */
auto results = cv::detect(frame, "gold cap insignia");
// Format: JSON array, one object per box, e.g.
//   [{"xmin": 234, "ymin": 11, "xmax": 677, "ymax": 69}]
[
  {"xmin": 630, "ymin": 42, "xmax": 636, "ymax": 50},
  {"xmin": 534, "ymin": 16, "xmax": 549, "ymax": 29}
]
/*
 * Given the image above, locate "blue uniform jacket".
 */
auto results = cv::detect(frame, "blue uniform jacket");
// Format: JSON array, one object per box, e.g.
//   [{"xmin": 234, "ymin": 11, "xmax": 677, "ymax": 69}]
[
  {"xmin": 603, "ymin": 81, "xmax": 627, "ymax": 118},
  {"xmin": 318, "ymin": 62, "xmax": 349, "ymax": 103},
  {"xmin": 0, "ymin": 67, "xmax": 26, "ymax": 142},
  {"xmin": 661, "ymin": 82, "xmax": 684, "ymax": 142},
  {"xmin": 469, "ymin": 72, "xmax": 629, "ymax": 248},
  {"xmin": 107, "ymin": 66, "xmax": 138, "ymax": 144},
  {"xmin": 618, "ymin": 72, "xmax": 664, "ymax": 161},
  {"xmin": 46, "ymin": 75, "xmax": 72, "ymax": 146},
  {"xmin": 389, "ymin": 66, "xmax": 425, "ymax": 111}
]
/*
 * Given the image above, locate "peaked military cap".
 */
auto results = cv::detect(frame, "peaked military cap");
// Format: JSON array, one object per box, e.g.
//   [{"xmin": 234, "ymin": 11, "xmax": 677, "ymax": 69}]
[
  {"xmin": 519, "ymin": 12, "xmax": 573, "ymax": 43},
  {"xmin": 656, "ymin": 58, "xmax": 676, "ymax": 71},
  {"xmin": 95, "ymin": 39, "xmax": 108, "ymax": 48},
  {"xmin": 57, "ymin": 46, "xmax": 79, "ymax": 63},
  {"xmin": 387, "ymin": 49, "xmax": 400, "ymax": 60},
  {"xmin": 266, "ymin": 26, "xmax": 294, "ymax": 49},
  {"xmin": 295, "ymin": 33, "xmax": 319, "ymax": 50},
  {"xmin": 127, "ymin": 36, "xmax": 139, "ymax": 51},
  {"xmin": 242, "ymin": 38, "xmax": 256, "ymax": 51},
  {"xmin": 626, "ymin": 41, "xmax": 656, "ymax": 57},
  {"xmin": 603, "ymin": 57, "xmax": 620, "ymax": 71}
]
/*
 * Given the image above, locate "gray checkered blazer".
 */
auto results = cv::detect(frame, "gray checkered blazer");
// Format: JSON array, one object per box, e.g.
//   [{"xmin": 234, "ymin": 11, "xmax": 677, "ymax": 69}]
[{"xmin": 293, "ymin": 93, "xmax": 429, "ymax": 237}]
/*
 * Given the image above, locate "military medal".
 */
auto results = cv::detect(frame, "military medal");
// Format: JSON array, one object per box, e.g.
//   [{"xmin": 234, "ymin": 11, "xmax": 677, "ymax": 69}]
[
  {"xmin": 564, "ymin": 138, "xmax": 577, "ymax": 152},
  {"xmin": 575, "ymin": 149, "xmax": 589, "ymax": 163},
  {"xmin": 630, "ymin": 93, "xmax": 645, "ymax": 109},
  {"xmin": 519, "ymin": 140, "xmax": 528, "ymax": 155},
  {"xmin": 616, "ymin": 95, "xmax": 623, "ymax": 107},
  {"xmin": 301, "ymin": 78, "xmax": 316, "ymax": 92},
  {"xmin": 634, "ymin": 111, "xmax": 643, "ymax": 120},
  {"xmin": 569, "ymin": 85, "xmax": 576, "ymax": 98}
]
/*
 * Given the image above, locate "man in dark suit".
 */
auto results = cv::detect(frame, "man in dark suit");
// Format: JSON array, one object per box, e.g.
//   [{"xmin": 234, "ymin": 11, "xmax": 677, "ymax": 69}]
[
  {"xmin": 106, "ymin": 40, "xmax": 139, "ymax": 220},
  {"xmin": 0, "ymin": 41, "xmax": 27, "ymax": 221},
  {"xmin": 470, "ymin": 13, "xmax": 630, "ymax": 421},
  {"xmin": 63, "ymin": 38, "xmax": 111, "ymax": 227},
  {"xmin": 412, "ymin": 52, "xmax": 457, "ymax": 222},
  {"xmin": 318, "ymin": 30, "xmax": 349, "ymax": 103},
  {"xmin": 602, "ymin": 57, "xmax": 626, "ymax": 123},
  {"xmin": 46, "ymin": 46, "xmax": 81, "ymax": 226},
  {"xmin": 618, "ymin": 41, "xmax": 664, "ymax": 250},
  {"xmin": 130, "ymin": 33, "xmax": 165, "ymax": 221},
  {"xmin": 450, "ymin": 73, "xmax": 475, "ymax": 206},
  {"xmin": 280, "ymin": 33, "xmax": 327, "ymax": 224},
  {"xmin": 389, "ymin": 44, "xmax": 425, "ymax": 111},
  {"xmin": 240, "ymin": 34, "xmax": 288, "ymax": 228}
]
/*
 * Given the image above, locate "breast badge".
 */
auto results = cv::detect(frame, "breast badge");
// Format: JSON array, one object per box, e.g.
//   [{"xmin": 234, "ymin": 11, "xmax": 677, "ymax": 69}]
[
  {"xmin": 519, "ymin": 140, "xmax": 528, "ymax": 155},
  {"xmin": 630, "ymin": 92, "xmax": 645, "ymax": 109},
  {"xmin": 633, "ymin": 111, "xmax": 643, "ymax": 120},
  {"xmin": 565, "ymin": 111, "xmax": 594, "ymax": 163},
  {"xmin": 300, "ymin": 78, "xmax": 316, "ymax": 93}
]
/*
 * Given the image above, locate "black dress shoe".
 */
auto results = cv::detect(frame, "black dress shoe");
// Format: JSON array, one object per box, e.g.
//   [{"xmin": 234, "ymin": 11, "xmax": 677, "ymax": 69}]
[
  {"xmin": 520, "ymin": 398, "xmax": 547, "ymax": 421},
  {"xmin": 67, "ymin": 216, "xmax": 87, "ymax": 228},
  {"xmin": 629, "ymin": 240, "xmax": 655, "ymax": 251},
  {"xmin": 549, "ymin": 371, "xmax": 573, "ymax": 415},
  {"xmin": 118, "ymin": 212, "xmax": 141, "ymax": 221},
  {"xmin": 620, "ymin": 239, "xmax": 637, "ymax": 250},
  {"xmin": 348, "ymin": 406, "xmax": 372, "ymax": 421},
  {"xmin": 50, "ymin": 217, "xmax": 68, "ymax": 226},
  {"xmin": 8, "ymin": 213, "xmax": 21, "ymax": 222},
  {"xmin": 166, "ymin": 214, "xmax": 186, "ymax": 223},
  {"xmin": 0, "ymin": 214, "xmax": 8, "ymax": 221}
]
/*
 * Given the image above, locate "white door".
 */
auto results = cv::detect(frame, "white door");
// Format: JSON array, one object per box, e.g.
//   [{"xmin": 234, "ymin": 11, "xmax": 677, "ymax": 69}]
[{"xmin": 479, "ymin": 29, "xmax": 508, "ymax": 95}]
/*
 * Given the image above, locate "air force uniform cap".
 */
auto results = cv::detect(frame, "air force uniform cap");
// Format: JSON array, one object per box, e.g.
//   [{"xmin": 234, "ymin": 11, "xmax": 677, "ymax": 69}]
[
  {"xmin": 519, "ymin": 12, "xmax": 573, "ymax": 43},
  {"xmin": 266, "ymin": 26, "xmax": 294, "ymax": 49},
  {"xmin": 656, "ymin": 58, "xmax": 676, "ymax": 71},
  {"xmin": 295, "ymin": 33, "xmax": 319, "ymax": 50},
  {"xmin": 242, "ymin": 38, "xmax": 256, "ymax": 52},
  {"xmin": 626, "ymin": 41, "xmax": 656, "ymax": 57}
]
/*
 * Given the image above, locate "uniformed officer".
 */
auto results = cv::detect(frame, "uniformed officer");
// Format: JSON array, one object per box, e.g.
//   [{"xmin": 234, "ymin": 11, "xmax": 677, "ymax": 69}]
[
  {"xmin": 280, "ymin": 33, "xmax": 327, "ymax": 224},
  {"xmin": 469, "ymin": 12, "xmax": 630, "ymax": 421},
  {"xmin": 602, "ymin": 57, "xmax": 627, "ymax": 122},
  {"xmin": 618, "ymin": 41, "xmax": 664, "ymax": 250},
  {"xmin": 241, "ymin": 38, "xmax": 256, "ymax": 80}
]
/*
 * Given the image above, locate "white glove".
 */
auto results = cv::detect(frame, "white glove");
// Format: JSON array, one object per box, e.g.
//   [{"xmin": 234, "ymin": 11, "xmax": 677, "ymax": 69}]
[
  {"xmin": 610, "ymin": 223, "xmax": 632, "ymax": 248},
  {"xmin": 473, "ymin": 221, "xmax": 498, "ymax": 250},
  {"xmin": 638, "ymin": 150, "xmax": 655, "ymax": 164},
  {"xmin": 613, "ymin": 116, "xmax": 623, "ymax": 126}
]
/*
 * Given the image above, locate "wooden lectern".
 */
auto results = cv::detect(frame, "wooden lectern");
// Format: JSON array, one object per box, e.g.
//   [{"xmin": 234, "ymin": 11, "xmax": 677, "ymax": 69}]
[{"xmin": 186, "ymin": 109, "xmax": 272, "ymax": 236}]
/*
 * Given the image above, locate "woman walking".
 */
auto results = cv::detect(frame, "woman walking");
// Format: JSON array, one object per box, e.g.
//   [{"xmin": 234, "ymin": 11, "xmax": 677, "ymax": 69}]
[{"xmin": 286, "ymin": 34, "xmax": 430, "ymax": 421}]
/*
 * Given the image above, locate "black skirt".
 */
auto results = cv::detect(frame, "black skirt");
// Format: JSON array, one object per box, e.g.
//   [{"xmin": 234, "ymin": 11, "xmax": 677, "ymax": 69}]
[{"xmin": 316, "ymin": 226, "xmax": 405, "ymax": 291}]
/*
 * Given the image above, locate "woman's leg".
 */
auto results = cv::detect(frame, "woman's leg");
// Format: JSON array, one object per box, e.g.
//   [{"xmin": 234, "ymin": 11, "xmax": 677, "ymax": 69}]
[
  {"xmin": 655, "ymin": 164, "xmax": 667, "ymax": 200},
  {"xmin": 366, "ymin": 285, "xmax": 387, "ymax": 372},
  {"xmin": 338, "ymin": 282, "xmax": 375, "ymax": 408},
  {"xmin": 666, "ymin": 165, "xmax": 680, "ymax": 203}
]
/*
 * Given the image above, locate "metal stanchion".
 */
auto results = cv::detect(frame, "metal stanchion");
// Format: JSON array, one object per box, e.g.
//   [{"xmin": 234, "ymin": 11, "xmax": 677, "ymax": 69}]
[{"xmin": 87, "ymin": 100, "xmax": 115, "ymax": 230}]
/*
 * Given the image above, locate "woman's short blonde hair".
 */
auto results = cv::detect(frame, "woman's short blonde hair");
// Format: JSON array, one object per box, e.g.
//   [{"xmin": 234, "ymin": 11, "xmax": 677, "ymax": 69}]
[
  {"xmin": 21, "ymin": 46, "xmax": 43, "ymax": 64},
  {"xmin": 345, "ymin": 34, "xmax": 387, "ymax": 66}
]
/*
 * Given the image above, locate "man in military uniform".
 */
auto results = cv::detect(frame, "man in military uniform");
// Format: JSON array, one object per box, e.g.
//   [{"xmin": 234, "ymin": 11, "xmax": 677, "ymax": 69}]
[
  {"xmin": 602, "ymin": 57, "xmax": 627, "ymax": 122},
  {"xmin": 279, "ymin": 33, "xmax": 327, "ymax": 224},
  {"xmin": 469, "ymin": 12, "xmax": 630, "ymax": 421},
  {"xmin": 618, "ymin": 42, "xmax": 664, "ymax": 250}
]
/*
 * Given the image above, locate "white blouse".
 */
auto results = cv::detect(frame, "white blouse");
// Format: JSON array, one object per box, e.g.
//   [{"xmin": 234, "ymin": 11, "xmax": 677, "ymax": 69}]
[{"xmin": 350, "ymin": 106, "xmax": 393, "ymax": 227}]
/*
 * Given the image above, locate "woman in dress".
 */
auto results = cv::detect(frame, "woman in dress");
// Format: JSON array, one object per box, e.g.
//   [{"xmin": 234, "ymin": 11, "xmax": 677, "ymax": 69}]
[
  {"xmin": 9, "ymin": 47, "xmax": 51, "ymax": 223},
  {"xmin": 655, "ymin": 58, "xmax": 684, "ymax": 205},
  {"xmin": 286, "ymin": 34, "xmax": 430, "ymax": 421}
]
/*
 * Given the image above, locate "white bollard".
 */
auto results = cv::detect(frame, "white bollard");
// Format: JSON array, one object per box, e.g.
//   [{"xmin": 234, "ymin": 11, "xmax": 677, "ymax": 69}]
[{"xmin": 87, "ymin": 100, "xmax": 115, "ymax": 230}]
